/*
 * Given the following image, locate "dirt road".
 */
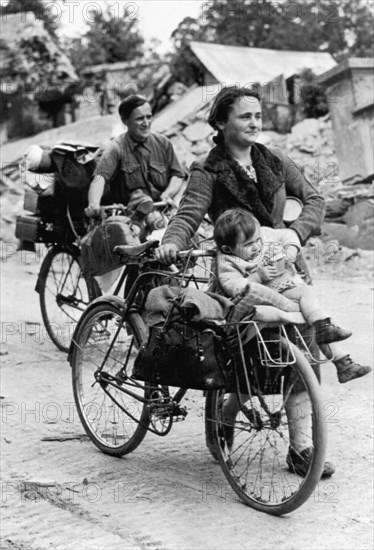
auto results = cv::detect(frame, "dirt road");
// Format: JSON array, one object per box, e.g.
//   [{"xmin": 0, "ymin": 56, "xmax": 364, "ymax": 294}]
[{"xmin": 1, "ymin": 249, "xmax": 373, "ymax": 550}]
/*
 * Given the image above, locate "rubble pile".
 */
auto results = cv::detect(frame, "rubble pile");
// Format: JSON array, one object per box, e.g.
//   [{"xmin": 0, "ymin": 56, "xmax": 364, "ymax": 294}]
[
  {"xmin": 1, "ymin": 98, "xmax": 373, "ymax": 254},
  {"xmin": 163, "ymin": 112, "xmax": 373, "ymax": 250},
  {"xmin": 304, "ymin": 237, "xmax": 374, "ymax": 279}
]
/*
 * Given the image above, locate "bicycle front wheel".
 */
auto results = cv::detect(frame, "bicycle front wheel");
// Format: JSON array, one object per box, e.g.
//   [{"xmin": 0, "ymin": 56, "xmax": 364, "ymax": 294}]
[
  {"xmin": 37, "ymin": 246, "xmax": 101, "ymax": 352},
  {"xmin": 71, "ymin": 300, "xmax": 150, "ymax": 456},
  {"xmin": 205, "ymin": 341, "xmax": 327, "ymax": 515}
]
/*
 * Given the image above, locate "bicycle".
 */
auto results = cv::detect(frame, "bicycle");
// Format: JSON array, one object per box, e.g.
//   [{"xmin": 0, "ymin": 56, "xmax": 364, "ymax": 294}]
[
  {"xmin": 34, "ymin": 202, "xmax": 178, "ymax": 353},
  {"xmin": 35, "ymin": 241, "xmax": 102, "ymax": 353},
  {"xmin": 69, "ymin": 243, "xmax": 328, "ymax": 515},
  {"xmin": 34, "ymin": 207, "xmax": 102, "ymax": 353}
]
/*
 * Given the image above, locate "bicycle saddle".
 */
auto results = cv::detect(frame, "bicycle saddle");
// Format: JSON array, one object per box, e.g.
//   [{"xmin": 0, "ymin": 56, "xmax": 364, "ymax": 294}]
[{"xmin": 114, "ymin": 240, "xmax": 159, "ymax": 257}]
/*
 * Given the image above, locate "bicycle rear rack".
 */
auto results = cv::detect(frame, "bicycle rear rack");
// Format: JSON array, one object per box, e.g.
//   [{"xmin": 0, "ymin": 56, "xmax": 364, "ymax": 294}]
[{"xmin": 230, "ymin": 320, "xmax": 330, "ymax": 369}]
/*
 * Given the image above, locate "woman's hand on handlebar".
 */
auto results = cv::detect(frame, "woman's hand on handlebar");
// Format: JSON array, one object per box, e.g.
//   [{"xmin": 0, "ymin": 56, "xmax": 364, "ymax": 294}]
[{"xmin": 154, "ymin": 243, "xmax": 179, "ymax": 265}]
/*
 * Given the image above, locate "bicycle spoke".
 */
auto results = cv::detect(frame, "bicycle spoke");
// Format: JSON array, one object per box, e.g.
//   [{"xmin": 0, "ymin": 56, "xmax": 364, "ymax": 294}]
[
  {"xmin": 72, "ymin": 304, "xmax": 149, "ymax": 455},
  {"xmin": 207, "ymin": 341, "xmax": 326, "ymax": 514},
  {"xmin": 40, "ymin": 249, "xmax": 95, "ymax": 351}
]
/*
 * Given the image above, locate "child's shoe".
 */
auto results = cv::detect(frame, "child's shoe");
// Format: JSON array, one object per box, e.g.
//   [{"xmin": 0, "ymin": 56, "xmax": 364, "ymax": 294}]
[
  {"xmin": 334, "ymin": 355, "xmax": 372, "ymax": 383},
  {"xmin": 314, "ymin": 318, "xmax": 352, "ymax": 345}
]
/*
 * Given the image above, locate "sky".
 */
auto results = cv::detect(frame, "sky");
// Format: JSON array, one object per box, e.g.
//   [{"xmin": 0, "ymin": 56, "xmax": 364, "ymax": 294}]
[{"xmin": 58, "ymin": 0, "xmax": 206, "ymax": 51}]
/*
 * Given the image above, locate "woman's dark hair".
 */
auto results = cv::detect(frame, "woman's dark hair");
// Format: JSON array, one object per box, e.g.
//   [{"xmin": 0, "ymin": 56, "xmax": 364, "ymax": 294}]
[
  {"xmin": 213, "ymin": 208, "xmax": 259, "ymax": 251},
  {"xmin": 118, "ymin": 94, "xmax": 149, "ymax": 120},
  {"xmin": 208, "ymin": 86, "xmax": 261, "ymax": 145}
]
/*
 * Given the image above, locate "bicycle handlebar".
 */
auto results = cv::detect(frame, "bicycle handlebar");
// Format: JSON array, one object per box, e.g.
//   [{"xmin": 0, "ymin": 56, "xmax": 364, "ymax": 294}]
[
  {"xmin": 85, "ymin": 201, "xmax": 170, "ymax": 218},
  {"xmin": 177, "ymin": 249, "xmax": 216, "ymax": 259},
  {"xmin": 114, "ymin": 243, "xmax": 216, "ymax": 261}
]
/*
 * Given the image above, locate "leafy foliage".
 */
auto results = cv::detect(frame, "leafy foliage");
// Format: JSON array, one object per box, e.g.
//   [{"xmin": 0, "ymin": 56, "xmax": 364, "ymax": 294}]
[
  {"xmin": 18, "ymin": 36, "xmax": 66, "ymax": 87},
  {"xmin": 170, "ymin": 17, "xmax": 207, "ymax": 86},
  {"xmin": 297, "ymin": 69, "xmax": 329, "ymax": 118},
  {"xmin": 66, "ymin": 5, "xmax": 144, "ymax": 73},
  {"xmin": 0, "ymin": 0, "xmax": 61, "ymax": 38},
  {"xmin": 170, "ymin": 0, "xmax": 374, "ymax": 85}
]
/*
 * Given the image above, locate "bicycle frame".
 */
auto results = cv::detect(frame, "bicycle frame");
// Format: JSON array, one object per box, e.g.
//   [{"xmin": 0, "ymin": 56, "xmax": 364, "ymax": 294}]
[
  {"xmin": 70, "ymin": 244, "xmax": 329, "ymax": 514},
  {"xmin": 81, "ymin": 248, "xmax": 321, "ymax": 439},
  {"xmin": 73, "ymin": 256, "xmax": 207, "ymax": 435}
]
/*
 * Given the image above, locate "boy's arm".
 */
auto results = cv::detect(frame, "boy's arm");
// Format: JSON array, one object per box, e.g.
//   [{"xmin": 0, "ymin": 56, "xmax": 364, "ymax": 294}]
[
  {"xmin": 87, "ymin": 175, "xmax": 105, "ymax": 210},
  {"xmin": 86, "ymin": 141, "xmax": 121, "ymax": 214},
  {"xmin": 245, "ymin": 270, "xmax": 262, "ymax": 284},
  {"xmin": 219, "ymin": 272, "xmax": 250, "ymax": 298},
  {"xmin": 161, "ymin": 175, "xmax": 186, "ymax": 205},
  {"xmin": 218, "ymin": 257, "xmax": 258, "ymax": 297}
]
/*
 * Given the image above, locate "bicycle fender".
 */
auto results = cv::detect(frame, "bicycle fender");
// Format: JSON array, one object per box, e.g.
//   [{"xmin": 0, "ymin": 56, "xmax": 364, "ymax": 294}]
[
  {"xmin": 67, "ymin": 295, "xmax": 127, "ymax": 365},
  {"xmin": 35, "ymin": 244, "xmax": 80, "ymax": 294}
]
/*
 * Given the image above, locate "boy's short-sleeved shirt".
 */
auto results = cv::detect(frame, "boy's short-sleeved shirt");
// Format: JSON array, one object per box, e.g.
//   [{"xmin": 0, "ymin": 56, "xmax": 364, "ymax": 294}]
[{"xmin": 95, "ymin": 131, "xmax": 185, "ymax": 204}]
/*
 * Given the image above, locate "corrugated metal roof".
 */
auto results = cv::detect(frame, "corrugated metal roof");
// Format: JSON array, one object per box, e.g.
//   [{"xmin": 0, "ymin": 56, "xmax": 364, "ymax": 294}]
[
  {"xmin": 190, "ymin": 41, "xmax": 337, "ymax": 85},
  {"xmin": 152, "ymin": 86, "xmax": 208, "ymax": 133},
  {"xmin": 82, "ymin": 60, "xmax": 166, "ymax": 75}
]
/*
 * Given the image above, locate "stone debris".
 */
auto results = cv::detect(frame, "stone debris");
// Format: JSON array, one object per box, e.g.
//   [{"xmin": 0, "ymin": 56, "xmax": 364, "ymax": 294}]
[
  {"xmin": 291, "ymin": 118, "xmax": 321, "ymax": 138},
  {"xmin": 41, "ymin": 434, "xmax": 89, "ymax": 442},
  {"xmin": 0, "ymin": 97, "xmax": 373, "ymax": 252},
  {"xmin": 182, "ymin": 121, "xmax": 212, "ymax": 143},
  {"xmin": 161, "ymin": 107, "xmax": 373, "ymax": 250},
  {"xmin": 304, "ymin": 237, "xmax": 374, "ymax": 278}
]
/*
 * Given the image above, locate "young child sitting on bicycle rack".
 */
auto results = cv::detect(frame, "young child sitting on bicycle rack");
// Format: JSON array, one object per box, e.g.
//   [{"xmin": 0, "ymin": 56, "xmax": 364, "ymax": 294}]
[{"xmin": 213, "ymin": 208, "xmax": 371, "ymax": 384}]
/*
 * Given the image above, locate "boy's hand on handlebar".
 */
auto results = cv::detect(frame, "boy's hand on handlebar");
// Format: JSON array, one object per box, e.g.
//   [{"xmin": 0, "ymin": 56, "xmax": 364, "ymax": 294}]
[{"xmin": 154, "ymin": 243, "xmax": 179, "ymax": 265}]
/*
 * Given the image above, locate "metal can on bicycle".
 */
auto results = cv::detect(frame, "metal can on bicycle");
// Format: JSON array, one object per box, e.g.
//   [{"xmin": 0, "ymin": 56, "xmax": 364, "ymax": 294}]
[{"xmin": 145, "ymin": 210, "xmax": 167, "ymax": 232}]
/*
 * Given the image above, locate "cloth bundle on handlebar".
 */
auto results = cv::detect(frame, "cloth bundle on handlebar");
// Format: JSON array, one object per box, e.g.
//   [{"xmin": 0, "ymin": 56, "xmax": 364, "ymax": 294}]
[
  {"xmin": 132, "ymin": 285, "xmax": 234, "ymax": 390},
  {"xmin": 80, "ymin": 208, "xmax": 140, "ymax": 277}
]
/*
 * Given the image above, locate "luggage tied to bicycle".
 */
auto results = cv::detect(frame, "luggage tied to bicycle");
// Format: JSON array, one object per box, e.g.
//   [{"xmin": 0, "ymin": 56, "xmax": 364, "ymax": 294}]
[
  {"xmin": 16, "ymin": 142, "xmax": 102, "ymax": 245},
  {"xmin": 132, "ymin": 285, "xmax": 234, "ymax": 390},
  {"xmin": 80, "ymin": 210, "xmax": 140, "ymax": 277}
]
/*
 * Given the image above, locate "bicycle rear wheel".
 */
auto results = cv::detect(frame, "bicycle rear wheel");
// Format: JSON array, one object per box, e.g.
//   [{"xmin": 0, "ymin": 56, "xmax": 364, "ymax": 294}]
[
  {"xmin": 71, "ymin": 300, "xmax": 150, "ymax": 456},
  {"xmin": 37, "ymin": 246, "xmax": 101, "ymax": 352},
  {"xmin": 205, "ymin": 340, "xmax": 327, "ymax": 515}
]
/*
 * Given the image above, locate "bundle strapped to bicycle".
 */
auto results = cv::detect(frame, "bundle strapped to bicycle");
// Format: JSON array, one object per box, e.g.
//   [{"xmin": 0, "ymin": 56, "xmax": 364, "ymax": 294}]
[
  {"xmin": 15, "ymin": 142, "xmax": 101, "ymax": 248},
  {"xmin": 132, "ymin": 288, "xmax": 230, "ymax": 391}
]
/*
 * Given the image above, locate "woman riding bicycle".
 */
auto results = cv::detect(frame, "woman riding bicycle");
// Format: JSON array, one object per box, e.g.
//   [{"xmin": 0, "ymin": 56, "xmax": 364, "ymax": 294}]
[{"xmin": 155, "ymin": 85, "xmax": 335, "ymax": 477}]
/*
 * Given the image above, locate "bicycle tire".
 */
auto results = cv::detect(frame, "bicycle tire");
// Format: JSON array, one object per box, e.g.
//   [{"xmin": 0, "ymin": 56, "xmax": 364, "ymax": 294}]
[
  {"xmin": 71, "ymin": 300, "xmax": 150, "ymax": 456},
  {"xmin": 37, "ymin": 246, "xmax": 101, "ymax": 352},
  {"xmin": 205, "ymin": 340, "xmax": 327, "ymax": 515}
]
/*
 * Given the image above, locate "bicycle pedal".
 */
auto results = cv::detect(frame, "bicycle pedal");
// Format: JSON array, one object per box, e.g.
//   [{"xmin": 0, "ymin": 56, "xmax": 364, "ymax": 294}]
[
  {"xmin": 172, "ymin": 404, "xmax": 188, "ymax": 421},
  {"xmin": 173, "ymin": 415, "xmax": 187, "ymax": 422},
  {"xmin": 148, "ymin": 395, "xmax": 174, "ymax": 418}
]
